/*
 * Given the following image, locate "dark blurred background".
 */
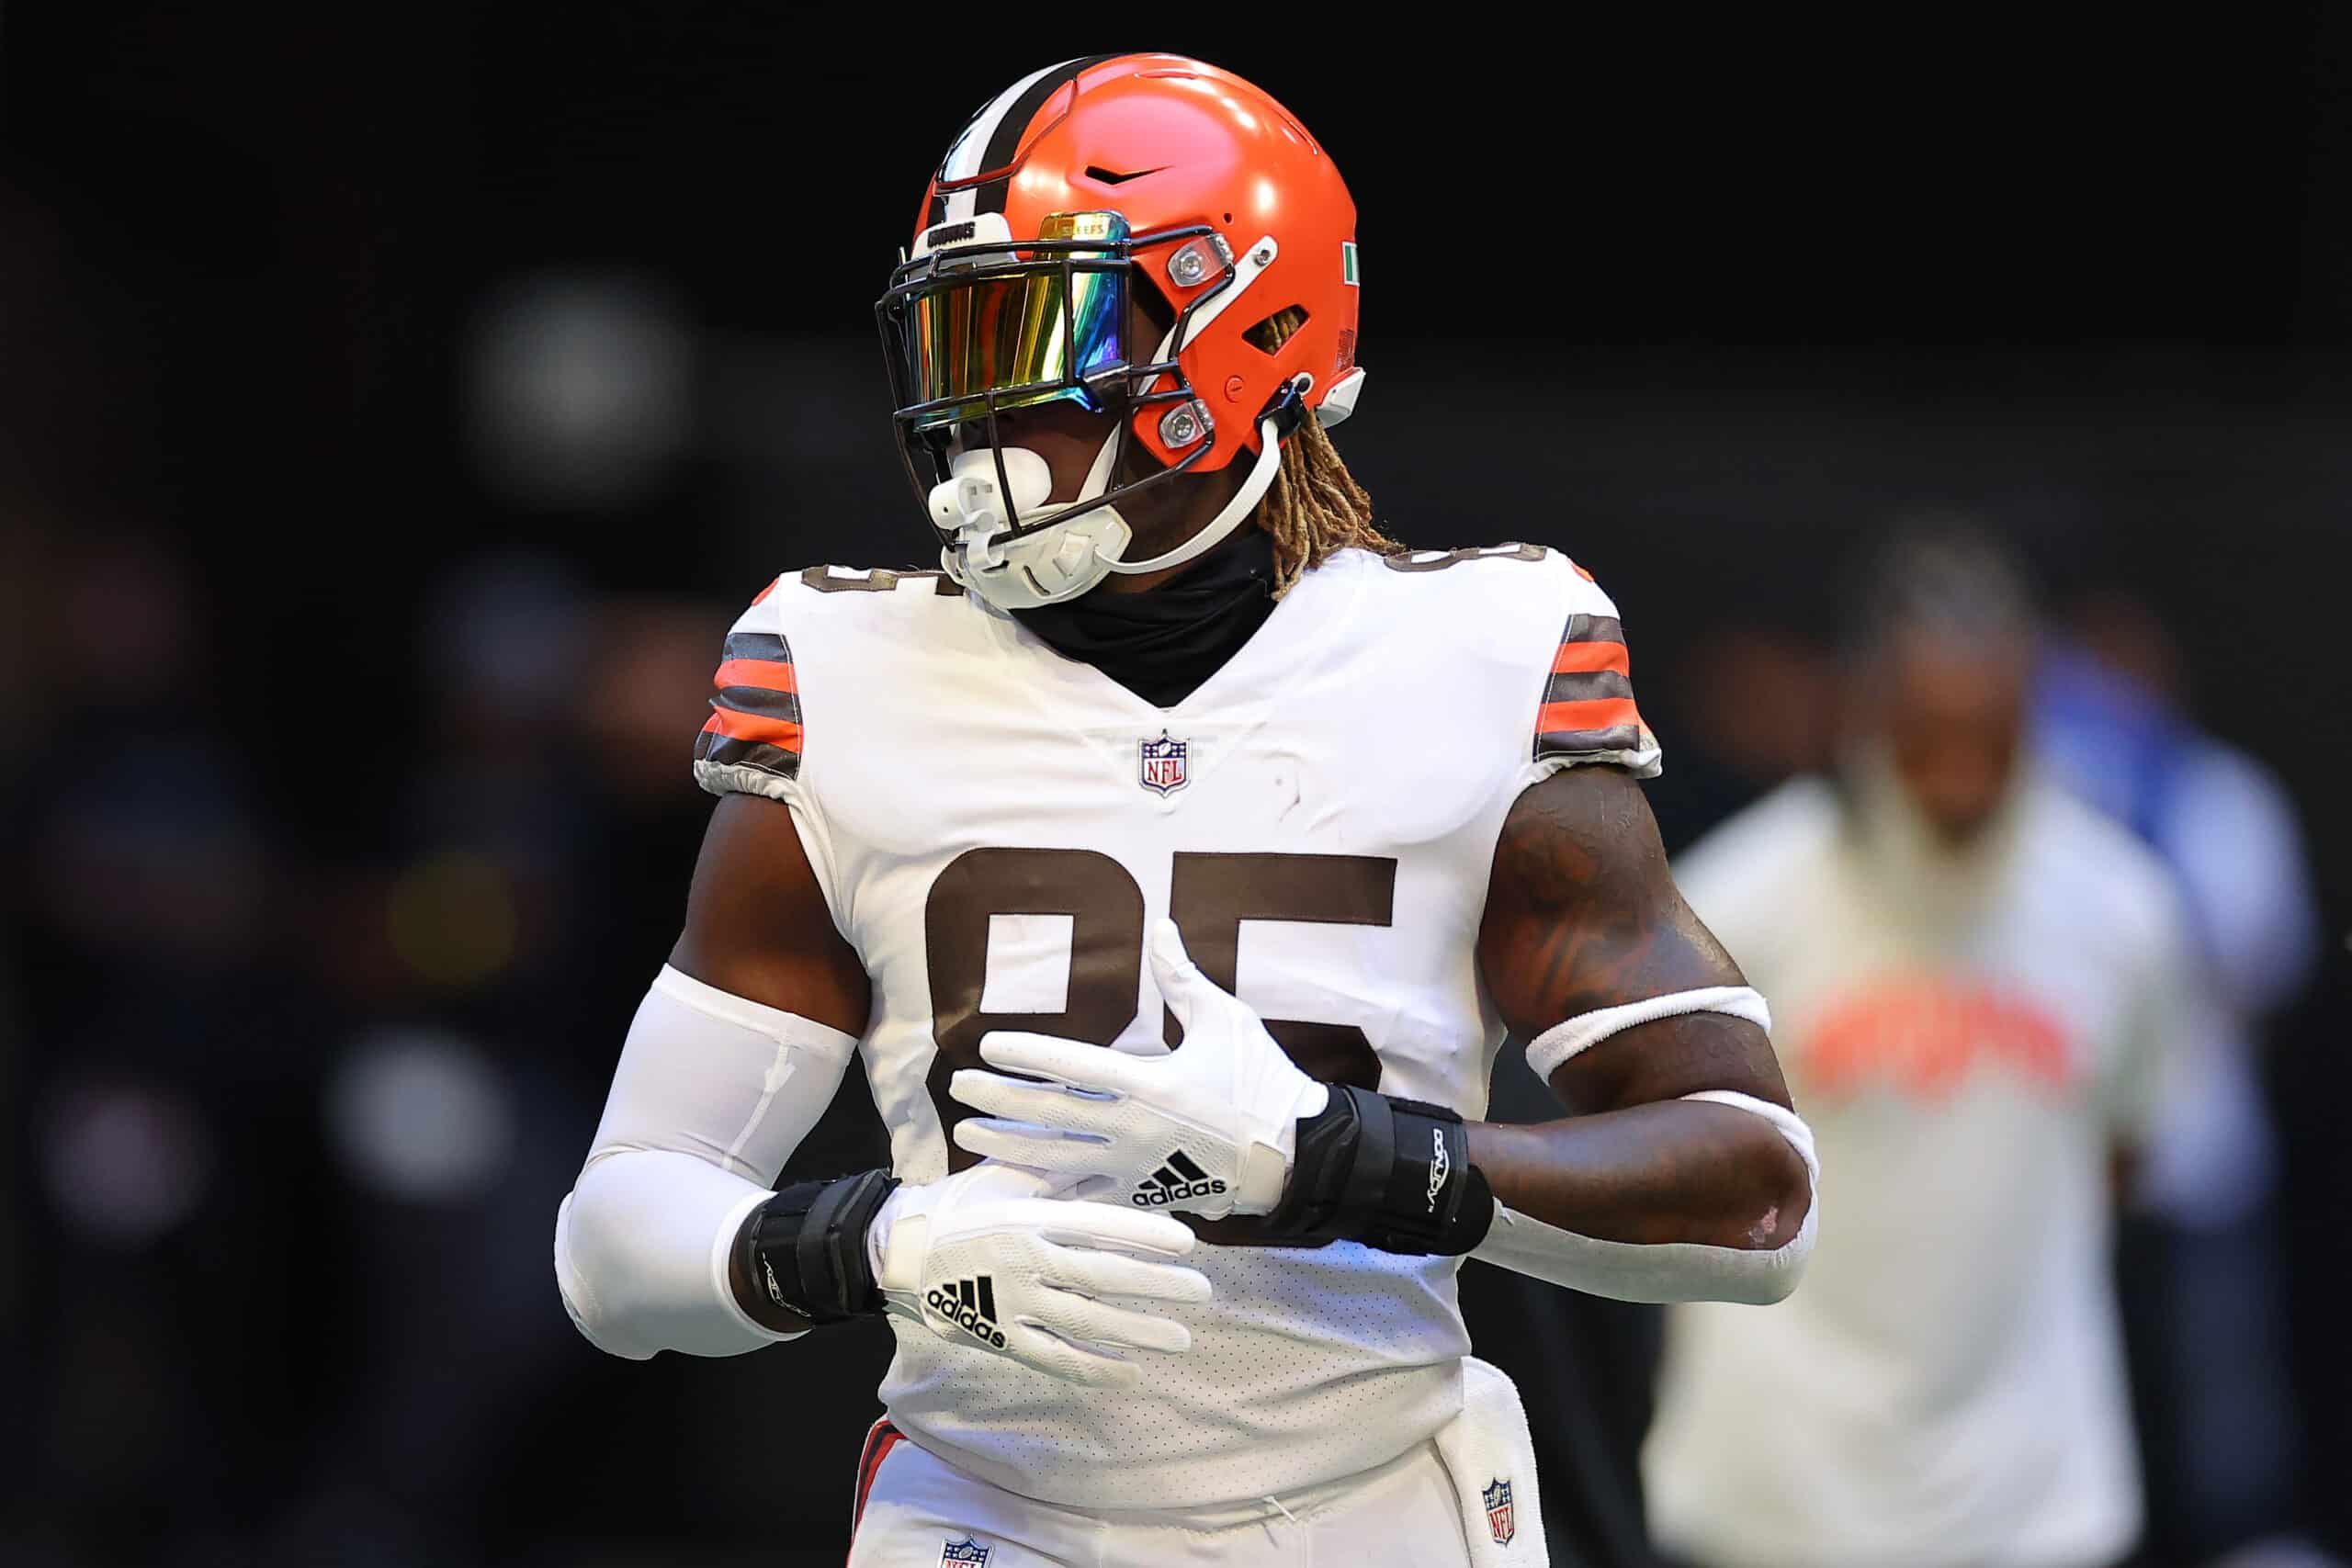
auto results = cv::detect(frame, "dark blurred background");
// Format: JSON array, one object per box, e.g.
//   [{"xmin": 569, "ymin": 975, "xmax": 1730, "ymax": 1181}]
[{"xmin": 4, "ymin": 9, "xmax": 2347, "ymax": 1565}]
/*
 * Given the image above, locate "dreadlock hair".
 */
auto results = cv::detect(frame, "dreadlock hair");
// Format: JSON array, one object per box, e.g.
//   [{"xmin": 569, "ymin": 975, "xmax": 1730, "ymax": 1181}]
[{"xmin": 1249, "ymin": 307, "xmax": 1402, "ymax": 594}]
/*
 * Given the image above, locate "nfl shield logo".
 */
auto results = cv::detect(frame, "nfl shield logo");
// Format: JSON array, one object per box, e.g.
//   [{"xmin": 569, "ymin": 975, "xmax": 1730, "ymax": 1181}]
[
  {"xmin": 940, "ymin": 1539, "xmax": 991, "ymax": 1567},
  {"xmin": 1138, "ymin": 731, "xmax": 1189, "ymax": 796},
  {"xmin": 1482, "ymin": 1478, "xmax": 1516, "ymax": 1546}
]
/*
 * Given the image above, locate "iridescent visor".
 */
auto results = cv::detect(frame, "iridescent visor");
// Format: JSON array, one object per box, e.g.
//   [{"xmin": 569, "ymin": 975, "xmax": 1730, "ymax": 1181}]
[{"xmin": 901, "ymin": 258, "xmax": 1127, "ymax": 431}]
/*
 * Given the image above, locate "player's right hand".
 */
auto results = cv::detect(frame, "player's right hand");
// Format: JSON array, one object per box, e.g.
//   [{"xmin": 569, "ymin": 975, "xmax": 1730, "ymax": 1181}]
[{"xmin": 871, "ymin": 1161, "xmax": 1212, "ymax": 1389}]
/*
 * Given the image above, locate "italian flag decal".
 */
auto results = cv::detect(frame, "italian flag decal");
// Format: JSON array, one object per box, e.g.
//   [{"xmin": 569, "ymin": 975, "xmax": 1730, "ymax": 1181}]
[{"xmin": 1342, "ymin": 241, "xmax": 1360, "ymax": 285}]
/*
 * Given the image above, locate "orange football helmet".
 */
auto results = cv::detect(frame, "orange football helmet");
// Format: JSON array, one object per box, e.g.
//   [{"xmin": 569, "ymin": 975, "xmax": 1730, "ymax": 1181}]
[{"xmin": 876, "ymin": 53, "xmax": 1364, "ymax": 607}]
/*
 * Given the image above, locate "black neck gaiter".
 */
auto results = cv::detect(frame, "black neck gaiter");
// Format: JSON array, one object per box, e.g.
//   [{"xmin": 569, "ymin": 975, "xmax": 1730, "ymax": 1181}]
[{"xmin": 1012, "ymin": 528, "xmax": 1278, "ymax": 708}]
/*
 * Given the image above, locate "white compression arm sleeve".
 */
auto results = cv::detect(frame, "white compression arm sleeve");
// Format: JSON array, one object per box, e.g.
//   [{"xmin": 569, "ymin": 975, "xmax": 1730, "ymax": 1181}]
[
  {"xmin": 554, "ymin": 964, "xmax": 860, "ymax": 1359},
  {"xmin": 1472, "ymin": 1089, "xmax": 1818, "ymax": 1305}
]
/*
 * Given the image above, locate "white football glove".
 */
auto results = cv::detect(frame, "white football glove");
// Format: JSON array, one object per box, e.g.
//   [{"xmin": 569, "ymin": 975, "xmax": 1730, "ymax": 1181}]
[
  {"xmin": 950, "ymin": 920, "xmax": 1330, "ymax": 1219},
  {"xmin": 872, "ymin": 1160, "xmax": 1210, "ymax": 1389}
]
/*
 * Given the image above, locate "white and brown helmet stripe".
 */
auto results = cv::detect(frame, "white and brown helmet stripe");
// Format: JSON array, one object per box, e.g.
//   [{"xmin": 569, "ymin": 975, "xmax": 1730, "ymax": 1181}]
[{"xmin": 924, "ymin": 54, "xmax": 1128, "ymax": 229}]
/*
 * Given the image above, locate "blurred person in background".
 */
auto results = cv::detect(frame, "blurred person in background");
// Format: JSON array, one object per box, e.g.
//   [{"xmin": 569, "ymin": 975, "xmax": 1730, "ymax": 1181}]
[
  {"xmin": 1643, "ymin": 527, "xmax": 2192, "ymax": 1568},
  {"xmin": 2037, "ymin": 591, "xmax": 2325, "ymax": 1566}
]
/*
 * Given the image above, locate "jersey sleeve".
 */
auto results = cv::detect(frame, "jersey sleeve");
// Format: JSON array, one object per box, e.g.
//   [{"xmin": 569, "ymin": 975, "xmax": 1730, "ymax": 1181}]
[
  {"xmin": 690, "ymin": 575, "xmax": 805, "ymax": 804},
  {"xmin": 1527, "ymin": 556, "xmax": 1664, "ymax": 779}
]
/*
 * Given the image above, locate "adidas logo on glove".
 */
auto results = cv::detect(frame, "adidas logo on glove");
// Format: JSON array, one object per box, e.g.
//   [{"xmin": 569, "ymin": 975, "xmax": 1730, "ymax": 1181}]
[
  {"xmin": 1132, "ymin": 1150, "xmax": 1227, "ymax": 1208},
  {"xmin": 924, "ymin": 1276, "xmax": 1007, "ymax": 1349}
]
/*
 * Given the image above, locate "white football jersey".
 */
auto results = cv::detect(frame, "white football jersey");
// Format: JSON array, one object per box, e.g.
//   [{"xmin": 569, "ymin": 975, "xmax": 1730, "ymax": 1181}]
[{"xmin": 692, "ymin": 543, "xmax": 1660, "ymax": 1508}]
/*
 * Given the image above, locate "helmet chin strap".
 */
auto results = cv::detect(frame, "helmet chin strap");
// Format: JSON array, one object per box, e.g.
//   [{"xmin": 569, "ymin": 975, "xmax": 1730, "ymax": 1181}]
[{"xmin": 1102, "ymin": 411, "xmax": 1286, "ymax": 576}]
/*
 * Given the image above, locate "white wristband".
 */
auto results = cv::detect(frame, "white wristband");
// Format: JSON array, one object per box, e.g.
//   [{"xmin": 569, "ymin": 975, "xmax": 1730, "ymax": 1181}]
[{"xmin": 1524, "ymin": 986, "xmax": 1771, "ymax": 1081}]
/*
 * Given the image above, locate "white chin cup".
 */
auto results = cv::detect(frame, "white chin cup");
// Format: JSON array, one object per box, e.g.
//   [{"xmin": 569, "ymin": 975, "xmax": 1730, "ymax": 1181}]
[
  {"xmin": 933, "ymin": 445, "xmax": 1135, "ymax": 611},
  {"xmin": 934, "ymin": 392, "xmax": 1294, "ymax": 610},
  {"xmin": 929, "ymin": 446, "xmax": 1054, "ymax": 562}
]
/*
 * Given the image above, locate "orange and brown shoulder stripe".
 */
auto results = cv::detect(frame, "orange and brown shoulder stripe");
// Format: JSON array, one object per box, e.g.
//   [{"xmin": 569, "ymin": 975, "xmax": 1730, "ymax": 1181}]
[
  {"xmin": 1533, "ymin": 611, "xmax": 1646, "ymax": 760},
  {"xmin": 694, "ymin": 625, "xmax": 802, "ymax": 783}
]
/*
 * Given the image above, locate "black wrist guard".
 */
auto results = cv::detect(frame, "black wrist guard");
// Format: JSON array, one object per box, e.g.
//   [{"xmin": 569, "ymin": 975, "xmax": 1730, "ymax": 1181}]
[
  {"xmin": 1261, "ymin": 1085, "xmax": 1495, "ymax": 1256},
  {"xmin": 740, "ymin": 1168, "xmax": 898, "ymax": 1325}
]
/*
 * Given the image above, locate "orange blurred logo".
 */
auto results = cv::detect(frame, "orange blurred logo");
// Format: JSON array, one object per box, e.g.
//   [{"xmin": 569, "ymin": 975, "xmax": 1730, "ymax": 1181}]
[{"xmin": 1802, "ymin": 978, "xmax": 2075, "ymax": 1100}]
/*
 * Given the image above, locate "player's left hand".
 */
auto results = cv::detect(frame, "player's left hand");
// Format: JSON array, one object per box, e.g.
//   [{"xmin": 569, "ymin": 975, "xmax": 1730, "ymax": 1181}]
[{"xmin": 950, "ymin": 920, "xmax": 1329, "ymax": 1218}]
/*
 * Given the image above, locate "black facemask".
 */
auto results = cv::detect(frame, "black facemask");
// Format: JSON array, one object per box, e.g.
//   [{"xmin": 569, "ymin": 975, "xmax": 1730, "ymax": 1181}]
[{"xmin": 1012, "ymin": 528, "xmax": 1278, "ymax": 708}]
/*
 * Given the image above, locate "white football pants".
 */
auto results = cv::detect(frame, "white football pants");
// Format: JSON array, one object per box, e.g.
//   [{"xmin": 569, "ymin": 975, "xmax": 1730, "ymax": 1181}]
[
  {"xmin": 848, "ymin": 1427, "xmax": 1472, "ymax": 1567},
  {"xmin": 846, "ymin": 1356, "xmax": 1545, "ymax": 1567}
]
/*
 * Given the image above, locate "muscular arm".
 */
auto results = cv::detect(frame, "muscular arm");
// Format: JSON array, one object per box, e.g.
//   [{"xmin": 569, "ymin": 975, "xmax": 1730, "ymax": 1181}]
[
  {"xmin": 668, "ymin": 794, "xmax": 873, "ymax": 1332},
  {"xmin": 672, "ymin": 793, "xmax": 871, "ymax": 1032},
  {"xmin": 556, "ymin": 789, "xmax": 879, "ymax": 1356},
  {"xmin": 1468, "ymin": 767, "xmax": 1811, "ymax": 1250}
]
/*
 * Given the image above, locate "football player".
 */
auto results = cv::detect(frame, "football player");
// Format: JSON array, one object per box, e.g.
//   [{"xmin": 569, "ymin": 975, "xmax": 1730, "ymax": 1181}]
[{"xmin": 555, "ymin": 54, "xmax": 1817, "ymax": 1566}]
